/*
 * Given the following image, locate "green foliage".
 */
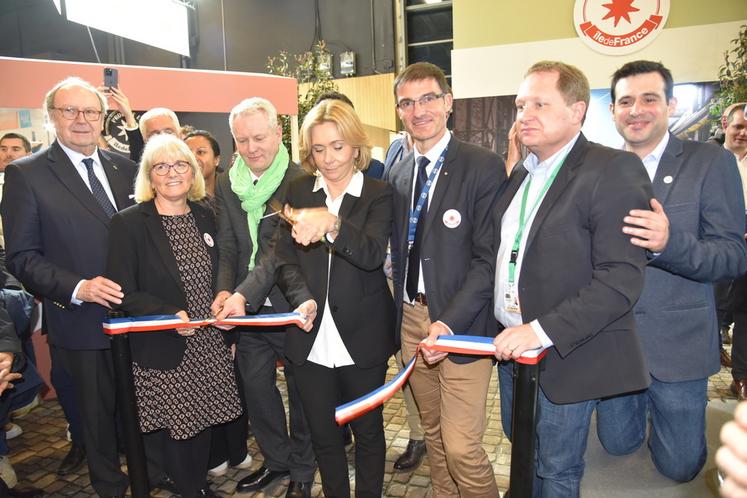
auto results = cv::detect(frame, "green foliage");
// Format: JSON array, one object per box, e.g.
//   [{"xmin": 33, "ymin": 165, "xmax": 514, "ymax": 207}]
[
  {"xmin": 267, "ymin": 41, "xmax": 338, "ymax": 147},
  {"xmin": 711, "ymin": 24, "xmax": 747, "ymax": 125}
]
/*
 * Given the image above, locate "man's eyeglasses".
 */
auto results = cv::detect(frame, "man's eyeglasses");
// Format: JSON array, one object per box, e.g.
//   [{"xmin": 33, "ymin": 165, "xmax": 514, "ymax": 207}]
[
  {"xmin": 52, "ymin": 107, "xmax": 102, "ymax": 121},
  {"xmin": 152, "ymin": 161, "xmax": 191, "ymax": 176},
  {"xmin": 396, "ymin": 93, "xmax": 445, "ymax": 112}
]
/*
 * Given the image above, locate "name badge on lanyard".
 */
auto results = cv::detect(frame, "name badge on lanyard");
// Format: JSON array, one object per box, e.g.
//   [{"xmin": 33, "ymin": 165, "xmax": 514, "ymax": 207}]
[{"xmin": 504, "ymin": 152, "xmax": 569, "ymax": 314}]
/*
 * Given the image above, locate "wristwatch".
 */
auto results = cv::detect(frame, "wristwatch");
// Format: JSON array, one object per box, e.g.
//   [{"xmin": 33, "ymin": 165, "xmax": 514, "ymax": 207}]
[{"xmin": 332, "ymin": 217, "xmax": 342, "ymax": 234}]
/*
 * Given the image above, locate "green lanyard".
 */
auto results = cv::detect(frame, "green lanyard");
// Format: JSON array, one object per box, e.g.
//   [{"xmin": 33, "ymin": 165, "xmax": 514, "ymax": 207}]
[{"xmin": 507, "ymin": 153, "xmax": 568, "ymax": 285}]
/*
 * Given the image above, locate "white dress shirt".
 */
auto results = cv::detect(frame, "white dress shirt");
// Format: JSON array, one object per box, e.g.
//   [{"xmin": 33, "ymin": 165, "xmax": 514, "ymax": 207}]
[
  {"xmin": 732, "ymin": 150, "xmax": 747, "ymax": 206},
  {"xmin": 494, "ymin": 133, "xmax": 580, "ymax": 348},
  {"xmin": 406, "ymin": 129, "xmax": 451, "ymax": 301},
  {"xmin": 57, "ymin": 142, "xmax": 118, "ymax": 305},
  {"xmin": 306, "ymin": 171, "xmax": 364, "ymax": 368},
  {"xmin": 58, "ymin": 142, "xmax": 118, "ymax": 208},
  {"xmin": 636, "ymin": 132, "xmax": 670, "ymax": 182}
]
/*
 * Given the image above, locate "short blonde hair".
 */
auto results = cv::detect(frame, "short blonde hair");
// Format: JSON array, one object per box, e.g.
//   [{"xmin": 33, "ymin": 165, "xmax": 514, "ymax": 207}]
[
  {"xmin": 134, "ymin": 134, "xmax": 205, "ymax": 203},
  {"xmin": 299, "ymin": 100, "xmax": 371, "ymax": 175}
]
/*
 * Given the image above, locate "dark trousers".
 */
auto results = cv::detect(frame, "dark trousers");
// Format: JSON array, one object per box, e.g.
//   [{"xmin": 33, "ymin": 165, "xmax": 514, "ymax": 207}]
[
  {"xmin": 55, "ymin": 347, "xmax": 128, "ymax": 497},
  {"xmin": 0, "ymin": 391, "xmax": 11, "ymax": 456},
  {"xmin": 144, "ymin": 428, "xmax": 211, "ymax": 498},
  {"xmin": 208, "ymin": 355, "xmax": 248, "ymax": 468},
  {"xmin": 295, "ymin": 360, "xmax": 387, "ymax": 498},
  {"xmin": 49, "ymin": 345, "xmax": 84, "ymax": 445},
  {"xmin": 235, "ymin": 324, "xmax": 315, "ymax": 482},
  {"xmin": 733, "ymin": 312, "xmax": 747, "ymax": 379},
  {"xmin": 715, "ymin": 281, "xmax": 734, "ymax": 334}
]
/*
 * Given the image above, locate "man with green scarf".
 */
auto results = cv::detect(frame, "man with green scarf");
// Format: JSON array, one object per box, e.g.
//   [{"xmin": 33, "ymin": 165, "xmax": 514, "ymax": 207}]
[{"xmin": 211, "ymin": 97, "xmax": 315, "ymax": 498}]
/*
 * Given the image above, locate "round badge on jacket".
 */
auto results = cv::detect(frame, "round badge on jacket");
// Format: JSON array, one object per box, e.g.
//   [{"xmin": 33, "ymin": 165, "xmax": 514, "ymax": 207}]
[
  {"xmin": 442, "ymin": 209, "xmax": 461, "ymax": 229},
  {"xmin": 204, "ymin": 233, "xmax": 214, "ymax": 247}
]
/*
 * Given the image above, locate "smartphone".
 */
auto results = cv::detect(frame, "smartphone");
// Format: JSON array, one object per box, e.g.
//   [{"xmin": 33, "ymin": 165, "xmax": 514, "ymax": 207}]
[{"xmin": 104, "ymin": 67, "xmax": 118, "ymax": 89}]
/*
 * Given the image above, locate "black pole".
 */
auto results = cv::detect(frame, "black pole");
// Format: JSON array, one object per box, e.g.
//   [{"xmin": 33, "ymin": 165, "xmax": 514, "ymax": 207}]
[
  {"xmin": 108, "ymin": 311, "xmax": 150, "ymax": 498},
  {"xmin": 508, "ymin": 355, "xmax": 544, "ymax": 498}
]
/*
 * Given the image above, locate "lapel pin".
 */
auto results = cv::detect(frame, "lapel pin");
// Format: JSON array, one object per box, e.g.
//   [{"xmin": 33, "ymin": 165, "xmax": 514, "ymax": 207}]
[
  {"xmin": 663, "ymin": 175, "xmax": 673, "ymax": 184},
  {"xmin": 203, "ymin": 233, "xmax": 214, "ymax": 247}
]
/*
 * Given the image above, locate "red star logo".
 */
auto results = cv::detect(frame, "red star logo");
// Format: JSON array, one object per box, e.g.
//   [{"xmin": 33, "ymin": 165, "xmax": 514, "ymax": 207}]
[{"xmin": 601, "ymin": 0, "xmax": 640, "ymax": 27}]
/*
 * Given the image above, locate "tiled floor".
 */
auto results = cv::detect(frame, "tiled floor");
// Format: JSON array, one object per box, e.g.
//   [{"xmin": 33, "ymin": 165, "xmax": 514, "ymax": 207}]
[{"xmin": 6, "ymin": 344, "xmax": 739, "ymax": 497}]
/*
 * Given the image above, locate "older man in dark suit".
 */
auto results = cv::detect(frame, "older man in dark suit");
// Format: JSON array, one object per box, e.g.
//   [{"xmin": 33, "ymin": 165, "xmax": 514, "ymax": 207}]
[
  {"xmin": 210, "ymin": 97, "xmax": 314, "ymax": 498},
  {"xmin": 386, "ymin": 62, "xmax": 505, "ymax": 497},
  {"xmin": 1, "ymin": 77, "xmax": 136, "ymax": 497},
  {"xmin": 493, "ymin": 61, "xmax": 652, "ymax": 497},
  {"xmin": 596, "ymin": 61, "xmax": 747, "ymax": 483}
]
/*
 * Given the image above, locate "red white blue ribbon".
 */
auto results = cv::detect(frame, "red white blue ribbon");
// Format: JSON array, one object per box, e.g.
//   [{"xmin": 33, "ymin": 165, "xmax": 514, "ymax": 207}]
[
  {"xmin": 102, "ymin": 312, "xmax": 305, "ymax": 335},
  {"xmin": 334, "ymin": 335, "xmax": 547, "ymax": 425}
]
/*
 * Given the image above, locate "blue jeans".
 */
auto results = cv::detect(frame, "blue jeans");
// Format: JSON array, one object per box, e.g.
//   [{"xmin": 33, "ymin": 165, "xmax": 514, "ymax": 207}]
[
  {"xmin": 596, "ymin": 375, "xmax": 707, "ymax": 482},
  {"xmin": 498, "ymin": 362, "xmax": 597, "ymax": 498}
]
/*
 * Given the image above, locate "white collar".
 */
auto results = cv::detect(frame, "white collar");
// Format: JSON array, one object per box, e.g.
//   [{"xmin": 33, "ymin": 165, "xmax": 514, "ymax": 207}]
[
  {"xmin": 640, "ymin": 132, "xmax": 670, "ymax": 166},
  {"xmin": 413, "ymin": 130, "xmax": 451, "ymax": 166},
  {"xmin": 523, "ymin": 132, "xmax": 580, "ymax": 176},
  {"xmin": 57, "ymin": 140, "xmax": 100, "ymax": 168},
  {"xmin": 313, "ymin": 170, "xmax": 364, "ymax": 199}
]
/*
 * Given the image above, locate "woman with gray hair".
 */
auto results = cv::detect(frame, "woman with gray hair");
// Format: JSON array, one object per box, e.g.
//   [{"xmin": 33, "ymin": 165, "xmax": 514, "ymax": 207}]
[{"xmin": 106, "ymin": 134, "xmax": 241, "ymax": 497}]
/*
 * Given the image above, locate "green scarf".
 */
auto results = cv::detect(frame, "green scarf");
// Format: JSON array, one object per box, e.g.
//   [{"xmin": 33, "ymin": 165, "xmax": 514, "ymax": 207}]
[{"xmin": 229, "ymin": 143, "xmax": 289, "ymax": 269}]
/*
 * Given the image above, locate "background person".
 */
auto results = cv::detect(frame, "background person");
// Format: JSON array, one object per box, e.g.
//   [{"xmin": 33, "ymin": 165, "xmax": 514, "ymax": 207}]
[
  {"xmin": 106, "ymin": 134, "xmax": 242, "ymax": 498},
  {"xmin": 184, "ymin": 130, "xmax": 221, "ymax": 198},
  {"xmin": 718, "ymin": 103, "xmax": 747, "ymax": 401}
]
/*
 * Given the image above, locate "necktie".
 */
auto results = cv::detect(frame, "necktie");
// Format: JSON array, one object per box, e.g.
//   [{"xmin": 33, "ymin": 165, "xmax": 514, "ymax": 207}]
[
  {"xmin": 82, "ymin": 158, "xmax": 116, "ymax": 218},
  {"xmin": 406, "ymin": 156, "xmax": 430, "ymax": 301}
]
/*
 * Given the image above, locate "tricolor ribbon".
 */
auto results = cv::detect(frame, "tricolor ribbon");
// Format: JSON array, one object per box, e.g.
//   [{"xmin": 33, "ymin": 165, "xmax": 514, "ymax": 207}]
[
  {"xmin": 334, "ymin": 335, "xmax": 547, "ymax": 425},
  {"xmin": 102, "ymin": 312, "xmax": 305, "ymax": 335}
]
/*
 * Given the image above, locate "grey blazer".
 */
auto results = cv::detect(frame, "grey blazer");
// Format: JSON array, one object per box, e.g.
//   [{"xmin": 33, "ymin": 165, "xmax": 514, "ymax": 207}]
[
  {"xmin": 635, "ymin": 134, "xmax": 747, "ymax": 382},
  {"xmin": 215, "ymin": 161, "xmax": 308, "ymax": 313}
]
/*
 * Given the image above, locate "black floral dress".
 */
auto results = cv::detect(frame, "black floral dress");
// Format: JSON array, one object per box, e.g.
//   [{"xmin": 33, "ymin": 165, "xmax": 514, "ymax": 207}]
[{"xmin": 132, "ymin": 213, "xmax": 242, "ymax": 439}]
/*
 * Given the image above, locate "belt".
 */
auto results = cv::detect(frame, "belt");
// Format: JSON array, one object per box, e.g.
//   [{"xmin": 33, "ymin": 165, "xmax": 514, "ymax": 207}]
[{"xmin": 413, "ymin": 293, "xmax": 428, "ymax": 306}]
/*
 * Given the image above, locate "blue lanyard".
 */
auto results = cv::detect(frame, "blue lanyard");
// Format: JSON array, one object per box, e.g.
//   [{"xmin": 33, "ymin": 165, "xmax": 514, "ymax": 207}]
[{"xmin": 407, "ymin": 146, "xmax": 448, "ymax": 246}]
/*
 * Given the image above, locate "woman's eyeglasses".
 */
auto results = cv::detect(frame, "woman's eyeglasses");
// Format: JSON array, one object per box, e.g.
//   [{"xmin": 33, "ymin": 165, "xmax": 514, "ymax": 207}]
[{"xmin": 151, "ymin": 161, "xmax": 191, "ymax": 176}]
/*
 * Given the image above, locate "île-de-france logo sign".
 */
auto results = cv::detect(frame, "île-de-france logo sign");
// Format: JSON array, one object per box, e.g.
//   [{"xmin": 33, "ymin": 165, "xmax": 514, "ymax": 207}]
[{"xmin": 574, "ymin": 0, "xmax": 669, "ymax": 55}]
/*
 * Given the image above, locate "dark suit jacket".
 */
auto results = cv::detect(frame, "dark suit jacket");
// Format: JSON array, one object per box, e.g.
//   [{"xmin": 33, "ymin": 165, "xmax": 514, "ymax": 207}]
[
  {"xmin": 635, "ymin": 134, "xmax": 747, "ymax": 382},
  {"xmin": 215, "ymin": 161, "xmax": 307, "ymax": 313},
  {"xmin": 1, "ymin": 141, "xmax": 136, "ymax": 350},
  {"xmin": 106, "ymin": 200, "xmax": 218, "ymax": 370},
  {"xmin": 493, "ymin": 134, "xmax": 652, "ymax": 404},
  {"xmin": 386, "ymin": 134, "xmax": 505, "ymax": 361},
  {"xmin": 271, "ymin": 175, "xmax": 396, "ymax": 368}
]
